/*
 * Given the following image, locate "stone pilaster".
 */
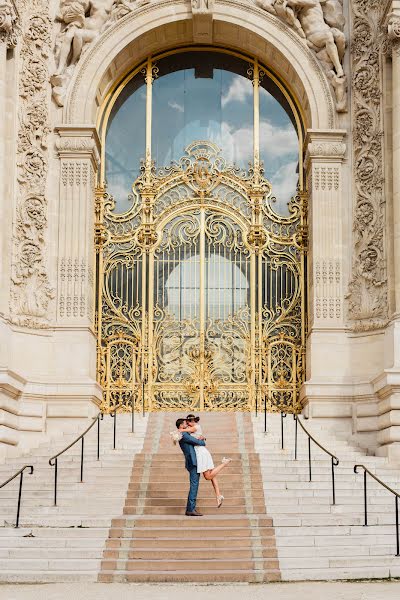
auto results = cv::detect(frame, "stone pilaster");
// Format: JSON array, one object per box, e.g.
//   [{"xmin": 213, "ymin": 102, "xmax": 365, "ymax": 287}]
[
  {"xmin": 0, "ymin": 0, "xmax": 18, "ymax": 316},
  {"xmin": 388, "ymin": 3, "xmax": 400, "ymax": 320},
  {"xmin": 305, "ymin": 130, "xmax": 347, "ymax": 331},
  {"xmin": 55, "ymin": 127, "xmax": 100, "ymax": 327},
  {"xmin": 373, "ymin": 3, "xmax": 400, "ymax": 460},
  {"xmin": 301, "ymin": 130, "xmax": 350, "ymax": 420}
]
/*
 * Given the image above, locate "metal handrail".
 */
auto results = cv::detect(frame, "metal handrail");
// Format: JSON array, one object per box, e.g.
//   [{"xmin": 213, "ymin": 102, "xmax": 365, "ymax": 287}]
[
  {"xmin": 0, "ymin": 465, "xmax": 34, "ymax": 527},
  {"xmin": 293, "ymin": 414, "xmax": 340, "ymax": 505},
  {"xmin": 354, "ymin": 464, "xmax": 400, "ymax": 556},
  {"xmin": 49, "ymin": 412, "xmax": 104, "ymax": 506}
]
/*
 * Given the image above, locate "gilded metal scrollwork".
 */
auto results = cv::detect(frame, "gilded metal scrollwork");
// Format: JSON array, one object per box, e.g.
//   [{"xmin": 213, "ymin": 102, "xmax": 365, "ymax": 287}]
[{"xmin": 95, "ymin": 141, "xmax": 306, "ymax": 413}]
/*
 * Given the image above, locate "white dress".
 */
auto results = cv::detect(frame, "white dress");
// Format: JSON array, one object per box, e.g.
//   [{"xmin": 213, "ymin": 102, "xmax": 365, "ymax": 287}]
[{"xmin": 192, "ymin": 425, "xmax": 214, "ymax": 474}]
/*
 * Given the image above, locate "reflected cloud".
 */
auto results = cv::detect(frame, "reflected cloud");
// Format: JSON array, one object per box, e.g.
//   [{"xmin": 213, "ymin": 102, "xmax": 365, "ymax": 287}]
[
  {"xmin": 168, "ymin": 100, "xmax": 184, "ymax": 113},
  {"xmin": 221, "ymin": 76, "xmax": 253, "ymax": 107},
  {"xmin": 259, "ymin": 121, "xmax": 298, "ymax": 159},
  {"xmin": 214, "ymin": 119, "xmax": 298, "ymax": 166},
  {"xmin": 270, "ymin": 161, "xmax": 298, "ymax": 205}
]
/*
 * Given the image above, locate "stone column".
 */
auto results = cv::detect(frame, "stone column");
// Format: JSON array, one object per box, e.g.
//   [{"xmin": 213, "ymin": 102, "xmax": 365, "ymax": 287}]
[{"xmin": 302, "ymin": 130, "xmax": 349, "ymax": 421}]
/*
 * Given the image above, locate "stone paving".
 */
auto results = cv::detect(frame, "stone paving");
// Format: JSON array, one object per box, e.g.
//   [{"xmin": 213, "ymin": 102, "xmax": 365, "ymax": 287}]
[{"xmin": 0, "ymin": 582, "xmax": 400, "ymax": 600}]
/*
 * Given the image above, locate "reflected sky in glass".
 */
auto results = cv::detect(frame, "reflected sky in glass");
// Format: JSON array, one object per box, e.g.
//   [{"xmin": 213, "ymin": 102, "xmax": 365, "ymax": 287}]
[
  {"xmin": 259, "ymin": 87, "xmax": 299, "ymax": 215},
  {"xmin": 152, "ymin": 66, "xmax": 253, "ymax": 169},
  {"xmin": 105, "ymin": 74, "xmax": 146, "ymax": 213},
  {"xmin": 166, "ymin": 254, "xmax": 248, "ymax": 320},
  {"xmin": 105, "ymin": 52, "xmax": 300, "ymax": 215}
]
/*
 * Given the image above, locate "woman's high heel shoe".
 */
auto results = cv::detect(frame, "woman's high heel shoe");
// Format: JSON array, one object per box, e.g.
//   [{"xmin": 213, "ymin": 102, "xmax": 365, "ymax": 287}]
[{"xmin": 217, "ymin": 495, "xmax": 224, "ymax": 508}]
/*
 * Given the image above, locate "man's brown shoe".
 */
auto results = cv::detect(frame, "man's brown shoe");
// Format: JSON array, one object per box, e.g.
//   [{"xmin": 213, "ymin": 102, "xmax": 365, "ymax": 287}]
[{"xmin": 185, "ymin": 510, "xmax": 203, "ymax": 516}]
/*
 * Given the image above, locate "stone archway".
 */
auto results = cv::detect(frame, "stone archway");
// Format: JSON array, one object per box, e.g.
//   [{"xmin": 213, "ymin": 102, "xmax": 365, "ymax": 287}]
[
  {"xmin": 54, "ymin": 1, "xmax": 347, "ymax": 417},
  {"xmin": 62, "ymin": 1, "xmax": 336, "ymax": 129}
]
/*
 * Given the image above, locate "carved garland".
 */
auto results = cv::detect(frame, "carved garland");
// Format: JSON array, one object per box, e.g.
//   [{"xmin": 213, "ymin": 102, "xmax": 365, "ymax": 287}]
[
  {"xmin": 347, "ymin": 0, "xmax": 388, "ymax": 332},
  {"xmin": 10, "ymin": 0, "xmax": 53, "ymax": 327}
]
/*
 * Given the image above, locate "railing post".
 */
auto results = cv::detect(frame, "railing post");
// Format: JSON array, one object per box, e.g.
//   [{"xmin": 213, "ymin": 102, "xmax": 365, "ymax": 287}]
[
  {"xmin": 308, "ymin": 436, "xmax": 312, "ymax": 482},
  {"xmin": 97, "ymin": 416, "xmax": 100, "ymax": 461},
  {"xmin": 294, "ymin": 415, "xmax": 298, "ymax": 460},
  {"xmin": 131, "ymin": 393, "xmax": 135, "ymax": 434},
  {"xmin": 264, "ymin": 392, "xmax": 267, "ymax": 434},
  {"xmin": 255, "ymin": 385, "xmax": 258, "ymax": 417},
  {"xmin": 396, "ymin": 496, "xmax": 400, "ymax": 557},
  {"xmin": 80, "ymin": 436, "xmax": 84, "ymax": 482},
  {"xmin": 142, "ymin": 381, "xmax": 145, "ymax": 417},
  {"xmin": 331, "ymin": 457, "xmax": 336, "ymax": 506},
  {"xmin": 363, "ymin": 469, "xmax": 368, "ymax": 526},
  {"xmin": 54, "ymin": 458, "xmax": 58, "ymax": 506},
  {"xmin": 15, "ymin": 471, "xmax": 24, "ymax": 529},
  {"xmin": 280, "ymin": 413, "xmax": 287, "ymax": 450},
  {"xmin": 113, "ymin": 410, "xmax": 117, "ymax": 450}
]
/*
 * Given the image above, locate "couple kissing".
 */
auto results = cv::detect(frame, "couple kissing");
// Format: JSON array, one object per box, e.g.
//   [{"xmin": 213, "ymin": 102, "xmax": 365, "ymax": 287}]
[{"xmin": 171, "ymin": 414, "xmax": 232, "ymax": 517}]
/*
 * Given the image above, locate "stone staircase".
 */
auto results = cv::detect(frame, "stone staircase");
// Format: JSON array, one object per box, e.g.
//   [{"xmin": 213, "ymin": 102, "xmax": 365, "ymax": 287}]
[
  {"xmin": 1, "ymin": 410, "xmax": 400, "ymax": 582},
  {"xmin": 0, "ymin": 413, "xmax": 148, "ymax": 581},
  {"xmin": 98, "ymin": 412, "xmax": 281, "ymax": 582},
  {"xmin": 253, "ymin": 412, "xmax": 400, "ymax": 580}
]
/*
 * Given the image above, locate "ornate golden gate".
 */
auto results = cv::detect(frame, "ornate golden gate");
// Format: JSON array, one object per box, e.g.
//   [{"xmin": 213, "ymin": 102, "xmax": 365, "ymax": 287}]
[{"xmin": 95, "ymin": 140, "xmax": 307, "ymax": 413}]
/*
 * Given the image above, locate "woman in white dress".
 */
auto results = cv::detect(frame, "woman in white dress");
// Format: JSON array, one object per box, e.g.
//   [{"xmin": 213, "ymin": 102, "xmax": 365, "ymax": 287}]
[{"xmin": 181, "ymin": 414, "xmax": 232, "ymax": 508}]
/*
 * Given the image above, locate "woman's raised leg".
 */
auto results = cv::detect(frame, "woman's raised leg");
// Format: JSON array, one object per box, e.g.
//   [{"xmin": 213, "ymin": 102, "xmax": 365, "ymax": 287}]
[{"xmin": 202, "ymin": 458, "xmax": 232, "ymax": 481}]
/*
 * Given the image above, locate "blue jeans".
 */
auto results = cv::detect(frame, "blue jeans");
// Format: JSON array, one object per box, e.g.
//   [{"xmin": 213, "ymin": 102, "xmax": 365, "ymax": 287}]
[{"xmin": 186, "ymin": 466, "xmax": 200, "ymax": 513}]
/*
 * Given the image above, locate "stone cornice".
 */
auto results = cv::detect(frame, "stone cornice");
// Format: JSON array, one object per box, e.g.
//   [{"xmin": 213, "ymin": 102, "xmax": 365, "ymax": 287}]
[
  {"xmin": 304, "ymin": 130, "xmax": 346, "ymax": 167},
  {"xmin": 55, "ymin": 126, "xmax": 101, "ymax": 167}
]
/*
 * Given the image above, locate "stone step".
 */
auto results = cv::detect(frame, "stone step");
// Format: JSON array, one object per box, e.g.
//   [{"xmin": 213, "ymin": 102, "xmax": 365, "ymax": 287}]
[
  {"xmin": 104, "ymin": 547, "xmax": 278, "ymax": 560},
  {"xmin": 106, "ymin": 536, "xmax": 275, "ymax": 549},
  {"xmin": 109, "ymin": 526, "xmax": 275, "ymax": 539},
  {"xmin": 101, "ymin": 557, "xmax": 279, "ymax": 571},
  {"xmin": 98, "ymin": 569, "xmax": 281, "ymax": 583}
]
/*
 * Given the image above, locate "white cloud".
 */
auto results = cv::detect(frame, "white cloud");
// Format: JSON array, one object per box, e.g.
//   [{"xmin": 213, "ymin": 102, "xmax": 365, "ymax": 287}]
[
  {"xmin": 168, "ymin": 100, "xmax": 184, "ymax": 113},
  {"xmin": 221, "ymin": 77, "xmax": 253, "ymax": 107},
  {"xmin": 259, "ymin": 120, "xmax": 298, "ymax": 159},
  {"xmin": 210, "ymin": 119, "xmax": 298, "ymax": 166},
  {"xmin": 270, "ymin": 161, "xmax": 298, "ymax": 206}
]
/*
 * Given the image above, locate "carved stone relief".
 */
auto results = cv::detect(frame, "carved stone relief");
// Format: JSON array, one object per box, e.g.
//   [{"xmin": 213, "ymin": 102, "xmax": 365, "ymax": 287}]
[
  {"xmin": 10, "ymin": 1, "xmax": 54, "ymax": 328},
  {"xmin": 0, "ymin": 0, "xmax": 19, "ymax": 47},
  {"xmin": 51, "ymin": 0, "xmax": 150, "ymax": 106},
  {"xmin": 256, "ymin": 0, "xmax": 347, "ymax": 112},
  {"xmin": 346, "ymin": 0, "xmax": 388, "ymax": 332}
]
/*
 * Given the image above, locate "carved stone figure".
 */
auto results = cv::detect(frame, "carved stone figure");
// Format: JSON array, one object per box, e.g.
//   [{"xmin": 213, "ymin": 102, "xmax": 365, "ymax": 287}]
[
  {"xmin": 256, "ymin": 0, "xmax": 347, "ymax": 112},
  {"xmin": 53, "ymin": 0, "xmax": 113, "ymax": 75},
  {"xmin": 274, "ymin": 0, "xmax": 305, "ymax": 39},
  {"xmin": 51, "ymin": 0, "xmax": 148, "ymax": 105}
]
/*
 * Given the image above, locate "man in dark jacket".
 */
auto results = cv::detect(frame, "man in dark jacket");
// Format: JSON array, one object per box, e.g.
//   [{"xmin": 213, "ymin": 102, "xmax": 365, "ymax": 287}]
[{"xmin": 176, "ymin": 418, "xmax": 206, "ymax": 516}]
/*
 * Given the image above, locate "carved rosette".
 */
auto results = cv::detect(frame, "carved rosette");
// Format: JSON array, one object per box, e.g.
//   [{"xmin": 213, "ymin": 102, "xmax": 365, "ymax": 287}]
[
  {"xmin": 347, "ymin": 0, "xmax": 388, "ymax": 332},
  {"xmin": 10, "ymin": 2, "xmax": 53, "ymax": 328},
  {"xmin": 0, "ymin": 0, "xmax": 19, "ymax": 48}
]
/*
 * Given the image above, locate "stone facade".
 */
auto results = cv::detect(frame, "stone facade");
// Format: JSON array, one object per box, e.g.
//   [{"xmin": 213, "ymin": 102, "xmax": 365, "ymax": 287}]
[{"xmin": 0, "ymin": 0, "xmax": 399, "ymax": 459}]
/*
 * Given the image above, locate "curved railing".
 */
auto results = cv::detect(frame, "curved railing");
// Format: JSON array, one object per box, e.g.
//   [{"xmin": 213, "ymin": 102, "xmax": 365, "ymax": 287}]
[
  {"xmin": 293, "ymin": 414, "xmax": 339, "ymax": 505},
  {"xmin": 354, "ymin": 464, "xmax": 400, "ymax": 556},
  {"xmin": 0, "ymin": 465, "xmax": 34, "ymax": 527},
  {"xmin": 49, "ymin": 412, "xmax": 104, "ymax": 506}
]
